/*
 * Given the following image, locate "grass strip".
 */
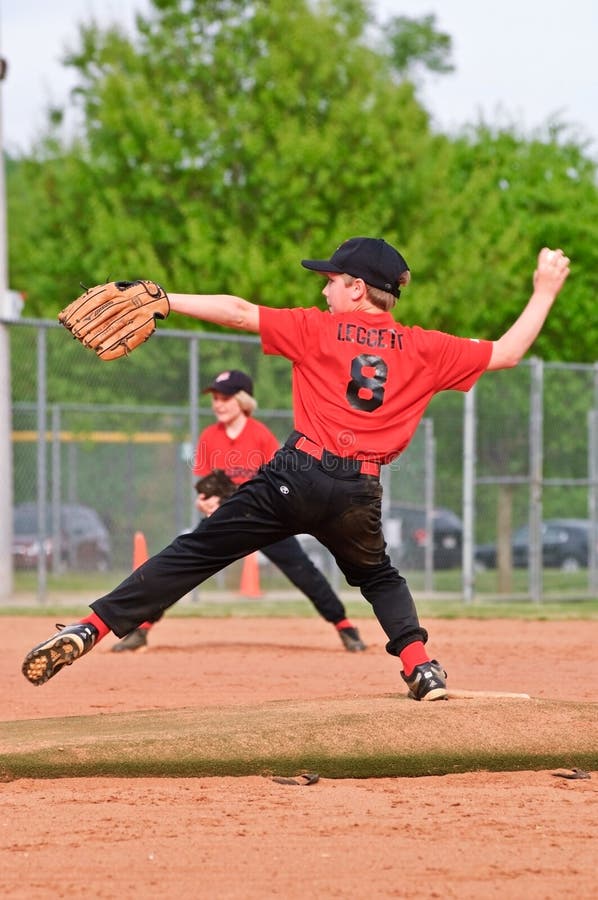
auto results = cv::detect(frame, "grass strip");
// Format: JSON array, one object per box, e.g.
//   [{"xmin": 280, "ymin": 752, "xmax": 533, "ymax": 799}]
[
  {"xmin": 2, "ymin": 751, "xmax": 597, "ymax": 781},
  {"xmin": 2, "ymin": 598, "xmax": 598, "ymax": 620}
]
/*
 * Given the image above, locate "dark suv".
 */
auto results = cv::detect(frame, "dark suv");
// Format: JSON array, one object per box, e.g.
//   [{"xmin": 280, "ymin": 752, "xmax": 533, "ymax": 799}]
[
  {"xmin": 386, "ymin": 503, "xmax": 463, "ymax": 570},
  {"xmin": 13, "ymin": 502, "xmax": 112, "ymax": 571},
  {"xmin": 475, "ymin": 518, "xmax": 594, "ymax": 572}
]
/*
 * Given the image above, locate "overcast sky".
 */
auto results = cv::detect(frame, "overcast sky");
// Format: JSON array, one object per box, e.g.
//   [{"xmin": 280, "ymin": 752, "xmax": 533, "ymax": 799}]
[{"xmin": 2, "ymin": 0, "xmax": 597, "ymax": 158}]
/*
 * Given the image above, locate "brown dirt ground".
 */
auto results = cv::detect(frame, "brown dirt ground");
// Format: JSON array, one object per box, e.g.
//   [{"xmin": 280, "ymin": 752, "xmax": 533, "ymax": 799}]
[{"xmin": 1, "ymin": 615, "xmax": 597, "ymax": 899}]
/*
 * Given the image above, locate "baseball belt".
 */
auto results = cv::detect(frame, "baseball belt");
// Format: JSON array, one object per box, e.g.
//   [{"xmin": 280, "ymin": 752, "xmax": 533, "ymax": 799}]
[{"xmin": 287, "ymin": 432, "xmax": 381, "ymax": 478}]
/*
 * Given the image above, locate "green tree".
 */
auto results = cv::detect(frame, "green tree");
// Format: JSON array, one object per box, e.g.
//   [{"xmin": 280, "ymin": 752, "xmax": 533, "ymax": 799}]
[
  {"xmin": 8, "ymin": 0, "xmax": 436, "ymax": 321},
  {"xmin": 386, "ymin": 13, "xmax": 454, "ymax": 79},
  {"xmin": 7, "ymin": 0, "xmax": 597, "ymax": 364},
  {"xmin": 397, "ymin": 123, "xmax": 598, "ymax": 362}
]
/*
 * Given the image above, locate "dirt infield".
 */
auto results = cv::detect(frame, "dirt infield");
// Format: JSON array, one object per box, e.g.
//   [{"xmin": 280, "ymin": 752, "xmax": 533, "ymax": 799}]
[{"xmin": 1, "ymin": 615, "xmax": 597, "ymax": 898}]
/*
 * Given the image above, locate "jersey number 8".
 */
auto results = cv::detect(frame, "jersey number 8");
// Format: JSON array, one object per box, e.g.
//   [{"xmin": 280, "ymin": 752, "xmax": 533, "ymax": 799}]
[{"xmin": 346, "ymin": 354, "xmax": 387, "ymax": 412}]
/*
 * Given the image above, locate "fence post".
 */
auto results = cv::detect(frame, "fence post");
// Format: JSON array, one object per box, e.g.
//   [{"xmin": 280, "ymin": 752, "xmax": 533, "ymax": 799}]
[
  {"xmin": 51, "ymin": 404, "xmax": 62, "ymax": 574},
  {"xmin": 189, "ymin": 335, "xmax": 201, "ymax": 599},
  {"xmin": 67, "ymin": 442, "xmax": 77, "ymax": 502},
  {"xmin": 589, "ymin": 408, "xmax": 598, "ymax": 593},
  {"xmin": 0, "ymin": 324, "xmax": 12, "ymax": 601},
  {"xmin": 0, "ymin": 74, "xmax": 13, "ymax": 602},
  {"xmin": 462, "ymin": 386, "xmax": 476, "ymax": 605},
  {"xmin": 529, "ymin": 357, "xmax": 544, "ymax": 603},
  {"xmin": 36, "ymin": 326, "xmax": 48, "ymax": 603},
  {"xmin": 188, "ymin": 335, "xmax": 200, "ymax": 527},
  {"xmin": 423, "ymin": 418, "xmax": 435, "ymax": 593}
]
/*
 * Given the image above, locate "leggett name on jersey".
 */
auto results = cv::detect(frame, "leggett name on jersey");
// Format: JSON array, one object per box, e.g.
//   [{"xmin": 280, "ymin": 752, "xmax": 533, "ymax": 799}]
[{"xmin": 336, "ymin": 323, "xmax": 404, "ymax": 350}]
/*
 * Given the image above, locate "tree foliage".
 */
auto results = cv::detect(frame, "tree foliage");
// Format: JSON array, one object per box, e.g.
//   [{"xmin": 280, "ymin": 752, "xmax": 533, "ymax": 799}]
[
  {"xmin": 386, "ymin": 14, "xmax": 454, "ymax": 79},
  {"xmin": 8, "ymin": 0, "xmax": 432, "ymax": 315},
  {"xmin": 5, "ymin": 0, "xmax": 598, "ymax": 362},
  {"xmin": 415, "ymin": 124, "xmax": 598, "ymax": 361}
]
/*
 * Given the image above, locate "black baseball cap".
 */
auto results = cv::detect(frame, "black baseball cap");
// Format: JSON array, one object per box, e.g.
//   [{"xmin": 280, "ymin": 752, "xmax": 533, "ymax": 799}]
[
  {"xmin": 301, "ymin": 237, "xmax": 409, "ymax": 297},
  {"xmin": 203, "ymin": 369, "xmax": 254, "ymax": 396}
]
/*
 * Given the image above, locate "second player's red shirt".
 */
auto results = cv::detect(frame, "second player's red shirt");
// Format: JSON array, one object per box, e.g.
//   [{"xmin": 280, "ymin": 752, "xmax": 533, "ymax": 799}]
[
  {"xmin": 259, "ymin": 306, "xmax": 492, "ymax": 464},
  {"xmin": 193, "ymin": 416, "xmax": 281, "ymax": 484}
]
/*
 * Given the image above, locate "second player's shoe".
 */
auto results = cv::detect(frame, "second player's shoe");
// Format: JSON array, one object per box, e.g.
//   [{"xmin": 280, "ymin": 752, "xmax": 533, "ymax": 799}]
[
  {"xmin": 21, "ymin": 622, "xmax": 99, "ymax": 686},
  {"xmin": 401, "ymin": 659, "xmax": 448, "ymax": 701},
  {"xmin": 111, "ymin": 627, "xmax": 149, "ymax": 653},
  {"xmin": 338, "ymin": 625, "xmax": 367, "ymax": 652}
]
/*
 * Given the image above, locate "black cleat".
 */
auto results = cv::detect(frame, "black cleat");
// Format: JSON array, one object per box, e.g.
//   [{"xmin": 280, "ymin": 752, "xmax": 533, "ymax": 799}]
[
  {"xmin": 338, "ymin": 625, "xmax": 367, "ymax": 652},
  {"xmin": 401, "ymin": 659, "xmax": 448, "ymax": 701},
  {"xmin": 22, "ymin": 622, "xmax": 99, "ymax": 686},
  {"xmin": 111, "ymin": 627, "xmax": 149, "ymax": 653}
]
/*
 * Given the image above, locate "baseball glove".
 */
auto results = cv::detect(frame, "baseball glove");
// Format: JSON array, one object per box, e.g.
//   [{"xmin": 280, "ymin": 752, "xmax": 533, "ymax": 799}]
[
  {"xmin": 58, "ymin": 280, "xmax": 170, "ymax": 360},
  {"xmin": 194, "ymin": 469, "xmax": 237, "ymax": 500}
]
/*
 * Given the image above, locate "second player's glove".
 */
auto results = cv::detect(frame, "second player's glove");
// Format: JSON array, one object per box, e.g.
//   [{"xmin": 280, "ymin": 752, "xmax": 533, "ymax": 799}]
[{"xmin": 194, "ymin": 469, "xmax": 237, "ymax": 501}]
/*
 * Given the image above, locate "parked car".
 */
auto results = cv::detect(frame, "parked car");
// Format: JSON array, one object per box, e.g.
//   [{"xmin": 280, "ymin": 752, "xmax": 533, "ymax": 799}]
[
  {"xmin": 475, "ymin": 519, "xmax": 595, "ymax": 572},
  {"xmin": 12, "ymin": 502, "xmax": 112, "ymax": 571},
  {"xmin": 386, "ymin": 504, "xmax": 463, "ymax": 570}
]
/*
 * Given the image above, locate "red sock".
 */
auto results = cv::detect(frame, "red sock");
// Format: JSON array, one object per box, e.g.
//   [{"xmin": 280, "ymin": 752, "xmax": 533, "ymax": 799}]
[
  {"xmin": 80, "ymin": 612, "xmax": 111, "ymax": 641},
  {"xmin": 334, "ymin": 619, "xmax": 353, "ymax": 631},
  {"xmin": 399, "ymin": 641, "xmax": 430, "ymax": 677}
]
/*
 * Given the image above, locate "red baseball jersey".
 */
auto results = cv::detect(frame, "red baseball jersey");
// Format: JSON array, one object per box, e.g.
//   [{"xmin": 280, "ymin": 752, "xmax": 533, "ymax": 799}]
[
  {"xmin": 259, "ymin": 306, "xmax": 492, "ymax": 464},
  {"xmin": 193, "ymin": 416, "xmax": 281, "ymax": 484}
]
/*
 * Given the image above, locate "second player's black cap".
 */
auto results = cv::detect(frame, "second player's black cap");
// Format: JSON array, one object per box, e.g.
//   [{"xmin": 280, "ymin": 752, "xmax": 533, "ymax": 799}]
[
  {"xmin": 301, "ymin": 237, "xmax": 409, "ymax": 297},
  {"xmin": 202, "ymin": 370, "xmax": 254, "ymax": 396}
]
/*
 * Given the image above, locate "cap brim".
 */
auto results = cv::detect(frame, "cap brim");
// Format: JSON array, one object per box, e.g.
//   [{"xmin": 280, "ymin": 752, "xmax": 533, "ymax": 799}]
[
  {"xmin": 301, "ymin": 259, "xmax": 343, "ymax": 273},
  {"xmin": 202, "ymin": 385, "xmax": 237, "ymax": 395}
]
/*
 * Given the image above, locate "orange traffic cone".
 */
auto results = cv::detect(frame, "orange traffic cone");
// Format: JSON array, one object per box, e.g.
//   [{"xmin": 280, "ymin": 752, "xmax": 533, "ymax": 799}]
[
  {"xmin": 133, "ymin": 530, "xmax": 149, "ymax": 570},
  {"xmin": 238, "ymin": 551, "xmax": 263, "ymax": 597}
]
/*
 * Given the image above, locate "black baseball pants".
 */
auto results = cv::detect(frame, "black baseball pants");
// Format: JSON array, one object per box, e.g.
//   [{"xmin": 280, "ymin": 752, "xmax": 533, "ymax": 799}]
[{"xmin": 92, "ymin": 444, "xmax": 428, "ymax": 656}]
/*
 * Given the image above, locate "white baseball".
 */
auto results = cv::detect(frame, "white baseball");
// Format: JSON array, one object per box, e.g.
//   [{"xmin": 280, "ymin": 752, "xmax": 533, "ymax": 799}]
[{"xmin": 545, "ymin": 250, "xmax": 555, "ymax": 262}]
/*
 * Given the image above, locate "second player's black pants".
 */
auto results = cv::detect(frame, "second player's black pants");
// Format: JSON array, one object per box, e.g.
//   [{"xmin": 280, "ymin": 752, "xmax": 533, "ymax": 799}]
[
  {"xmin": 92, "ymin": 444, "xmax": 428, "ymax": 656},
  {"xmin": 260, "ymin": 537, "xmax": 347, "ymax": 623}
]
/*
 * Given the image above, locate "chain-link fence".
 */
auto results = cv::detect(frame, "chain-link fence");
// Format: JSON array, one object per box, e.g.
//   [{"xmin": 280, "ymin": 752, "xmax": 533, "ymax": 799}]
[{"xmin": 5, "ymin": 319, "xmax": 598, "ymax": 603}]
